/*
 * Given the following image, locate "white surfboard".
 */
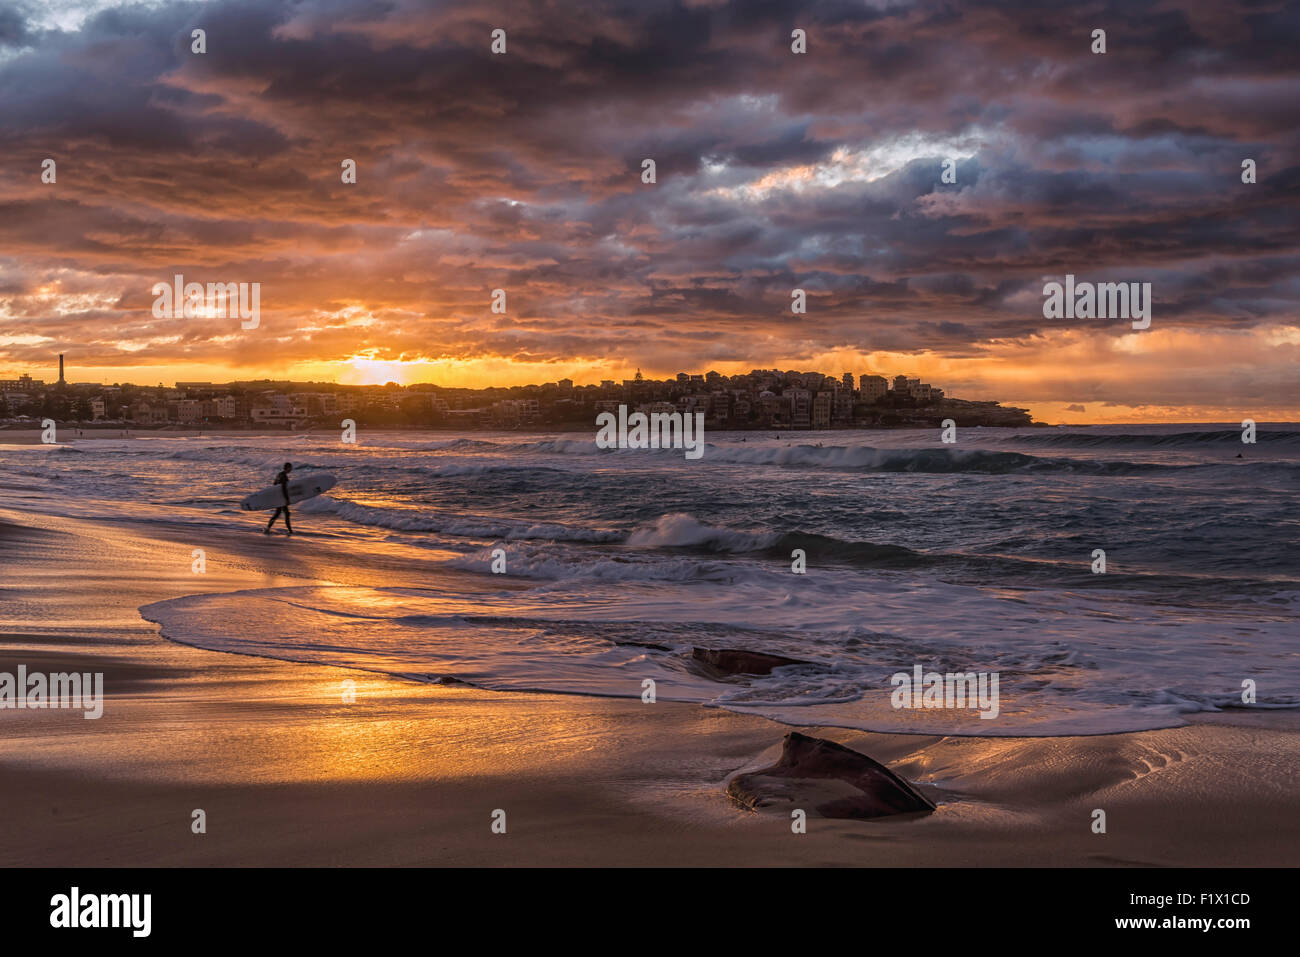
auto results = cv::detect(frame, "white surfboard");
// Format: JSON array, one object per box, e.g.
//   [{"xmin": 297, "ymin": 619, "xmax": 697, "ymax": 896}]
[{"xmin": 240, "ymin": 472, "xmax": 338, "ymax": 511}]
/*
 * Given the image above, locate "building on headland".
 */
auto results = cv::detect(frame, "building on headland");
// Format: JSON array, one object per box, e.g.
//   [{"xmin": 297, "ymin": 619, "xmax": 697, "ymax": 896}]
[
  {"xmin": 0, "ymin": 374, "xmax": 44, "ymax": 391},
  {"xmin": 832, "ymin": 387, "xmax": 854, "ymax": 425},
  {"xmin": 129, "ymin": 401, "xmax": 167, "ymax": 425},
  {"xmin": 788, "ymin": 388, "xmax": 812, "ymax": 429},
  {"xmin": 169, "ymin": 399, "xmax": 204, "ymax": 423},
  {"xmin": 1, "ymin": 365, "xmax": 1029, "ymax": 429},
  {"xmin": 492, "ymin": 398, "xmax": 540, "ymax": 427},
  {"xmin": 207, "ymin": 396, "xmax": 239, "ymax": 419},
  {"xmin": 859, "ymin": 374, "xmax": 888, "ymax": 401},
  {"xmin": 250, "ymin": 392, "xmax": 307, "ymax": 426},
  {"xmin": 757, "ymin": 390, "xmax": 787, "ymax": 426},
  {"xmin": 812, "ymin": 391, "xmax": 833, "ymax": 429}
]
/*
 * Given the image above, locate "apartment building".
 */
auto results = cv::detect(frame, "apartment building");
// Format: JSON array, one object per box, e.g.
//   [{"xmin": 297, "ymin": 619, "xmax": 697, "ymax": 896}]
[
  {"xmin": 812, "ymin": 391, "xmax": 833, "ymax": 429},
  {"xmin": 859, "ymin": 375, "xmax": 888, "ymax": 401},
  {"xmin": 788, "ymin": 388, "xmax": 812, "ymax": 428}
]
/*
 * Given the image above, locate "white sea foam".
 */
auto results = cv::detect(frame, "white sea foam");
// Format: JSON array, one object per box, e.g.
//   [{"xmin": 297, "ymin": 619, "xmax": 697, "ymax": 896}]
[{"xmin": 139, "ymin": 570, "xmax": 1300, "ymax": 737}]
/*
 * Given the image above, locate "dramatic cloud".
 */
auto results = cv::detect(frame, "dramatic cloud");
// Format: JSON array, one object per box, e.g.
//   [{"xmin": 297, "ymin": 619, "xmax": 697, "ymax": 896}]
[{"xmin": 0, "ymin": 0, "xmax": 1297, "ymax": 419}]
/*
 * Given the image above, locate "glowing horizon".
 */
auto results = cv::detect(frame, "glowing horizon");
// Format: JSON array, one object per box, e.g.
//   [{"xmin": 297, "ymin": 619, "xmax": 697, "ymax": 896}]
[{"xmin": 9, "ymin": 342, "xmax": 1298, "ymax": 426}]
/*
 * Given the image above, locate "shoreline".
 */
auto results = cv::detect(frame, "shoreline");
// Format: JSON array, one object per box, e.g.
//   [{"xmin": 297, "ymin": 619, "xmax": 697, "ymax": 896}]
[
  {"xmin": 1, "ymin": 420, "xmax": 1045, "ymax": 442},
  {"xmin": 1, "ymin": 505, "xmax": 1297, "ymax": 866}
]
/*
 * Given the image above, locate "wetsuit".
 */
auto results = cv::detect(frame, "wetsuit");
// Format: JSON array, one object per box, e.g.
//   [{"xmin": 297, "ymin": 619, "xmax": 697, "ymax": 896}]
[{"xmin": 265, "ymin": 469, "xmax": 293, "ymax": 533}]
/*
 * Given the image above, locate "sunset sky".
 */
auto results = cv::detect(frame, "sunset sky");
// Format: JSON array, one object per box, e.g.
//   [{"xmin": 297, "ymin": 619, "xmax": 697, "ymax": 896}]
[{"xmin": 1, "ymin": 0, "xmax": 1297, "ymax": 423}]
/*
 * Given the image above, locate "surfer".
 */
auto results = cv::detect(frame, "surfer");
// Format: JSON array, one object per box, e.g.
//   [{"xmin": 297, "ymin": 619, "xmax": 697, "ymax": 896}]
[{"xmin": 264, "ymin": 462, "xmax": 294, "ymax": 535}]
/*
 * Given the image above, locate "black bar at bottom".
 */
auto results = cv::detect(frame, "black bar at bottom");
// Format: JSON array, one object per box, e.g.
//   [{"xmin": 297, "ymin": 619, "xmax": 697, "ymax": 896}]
[{"xmin": 1, "ymin": 867, "xmax": 1280, "ymax": 943}]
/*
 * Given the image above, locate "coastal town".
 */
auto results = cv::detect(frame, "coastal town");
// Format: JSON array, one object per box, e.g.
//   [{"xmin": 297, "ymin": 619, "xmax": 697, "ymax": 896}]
[{"xmin": 1, "ymin": 357, "xmax": 1035, "ymax": 430}]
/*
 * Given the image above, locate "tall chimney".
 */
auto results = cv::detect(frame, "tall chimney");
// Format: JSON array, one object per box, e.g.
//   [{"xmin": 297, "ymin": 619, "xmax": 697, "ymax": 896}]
[{"xmin": 58, "ymin": 353, "xmax": 65, "ymax": 384}]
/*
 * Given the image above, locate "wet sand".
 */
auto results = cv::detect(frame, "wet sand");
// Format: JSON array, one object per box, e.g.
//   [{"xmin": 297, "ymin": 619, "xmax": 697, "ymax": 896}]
[{"xmin": 1, "ymin": 507, "xmax": 1297, "ymax": 866}]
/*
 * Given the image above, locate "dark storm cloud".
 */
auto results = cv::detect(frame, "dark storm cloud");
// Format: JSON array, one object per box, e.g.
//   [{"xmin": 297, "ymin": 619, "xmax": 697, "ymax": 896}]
[
  {"xmin": 0, "ymin": 4, "xmax": 29, "ymax": 47},
  {"xmin": 0, "ymin": 0, "xmax": 1296, "ymax": 399}
]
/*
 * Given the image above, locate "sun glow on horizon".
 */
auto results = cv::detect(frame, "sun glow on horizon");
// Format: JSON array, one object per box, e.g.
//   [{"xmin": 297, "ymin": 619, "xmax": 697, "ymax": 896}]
[
  {"xmin": 6, "ymin": 319, "xmax": 1298, "ymax": 425},
  {"xmin": 340, "ymin": 356, "xmax": 417, "ymax": 386}
]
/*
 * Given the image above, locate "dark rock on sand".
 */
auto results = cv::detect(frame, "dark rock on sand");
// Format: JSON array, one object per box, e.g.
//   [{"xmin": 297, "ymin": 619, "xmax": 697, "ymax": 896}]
[
  {"xmin": 691, "ymin": 647, "xmax": 808, "ymax": 676},
  {"xmin": 727, "ymin": 732, "xmax": 936, "ymax": 819}
]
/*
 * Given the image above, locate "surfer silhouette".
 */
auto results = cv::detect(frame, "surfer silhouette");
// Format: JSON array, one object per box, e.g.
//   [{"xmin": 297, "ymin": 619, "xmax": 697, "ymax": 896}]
[{"xmin": 264, "ymin": 462, "xmax": 294, "ymax": 535}]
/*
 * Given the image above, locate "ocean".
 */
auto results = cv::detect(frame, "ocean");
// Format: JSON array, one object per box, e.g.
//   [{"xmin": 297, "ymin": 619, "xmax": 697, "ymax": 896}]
[{"xmin": 3, "ymin": 424, "xmax": 1296, "ymax": 736}]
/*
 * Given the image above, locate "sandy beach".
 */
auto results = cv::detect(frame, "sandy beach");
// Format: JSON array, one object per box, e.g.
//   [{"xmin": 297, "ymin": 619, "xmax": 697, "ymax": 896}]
[{"xmin": 2, "ymin": 503, "xmax": 1296, "ymax": 867}]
